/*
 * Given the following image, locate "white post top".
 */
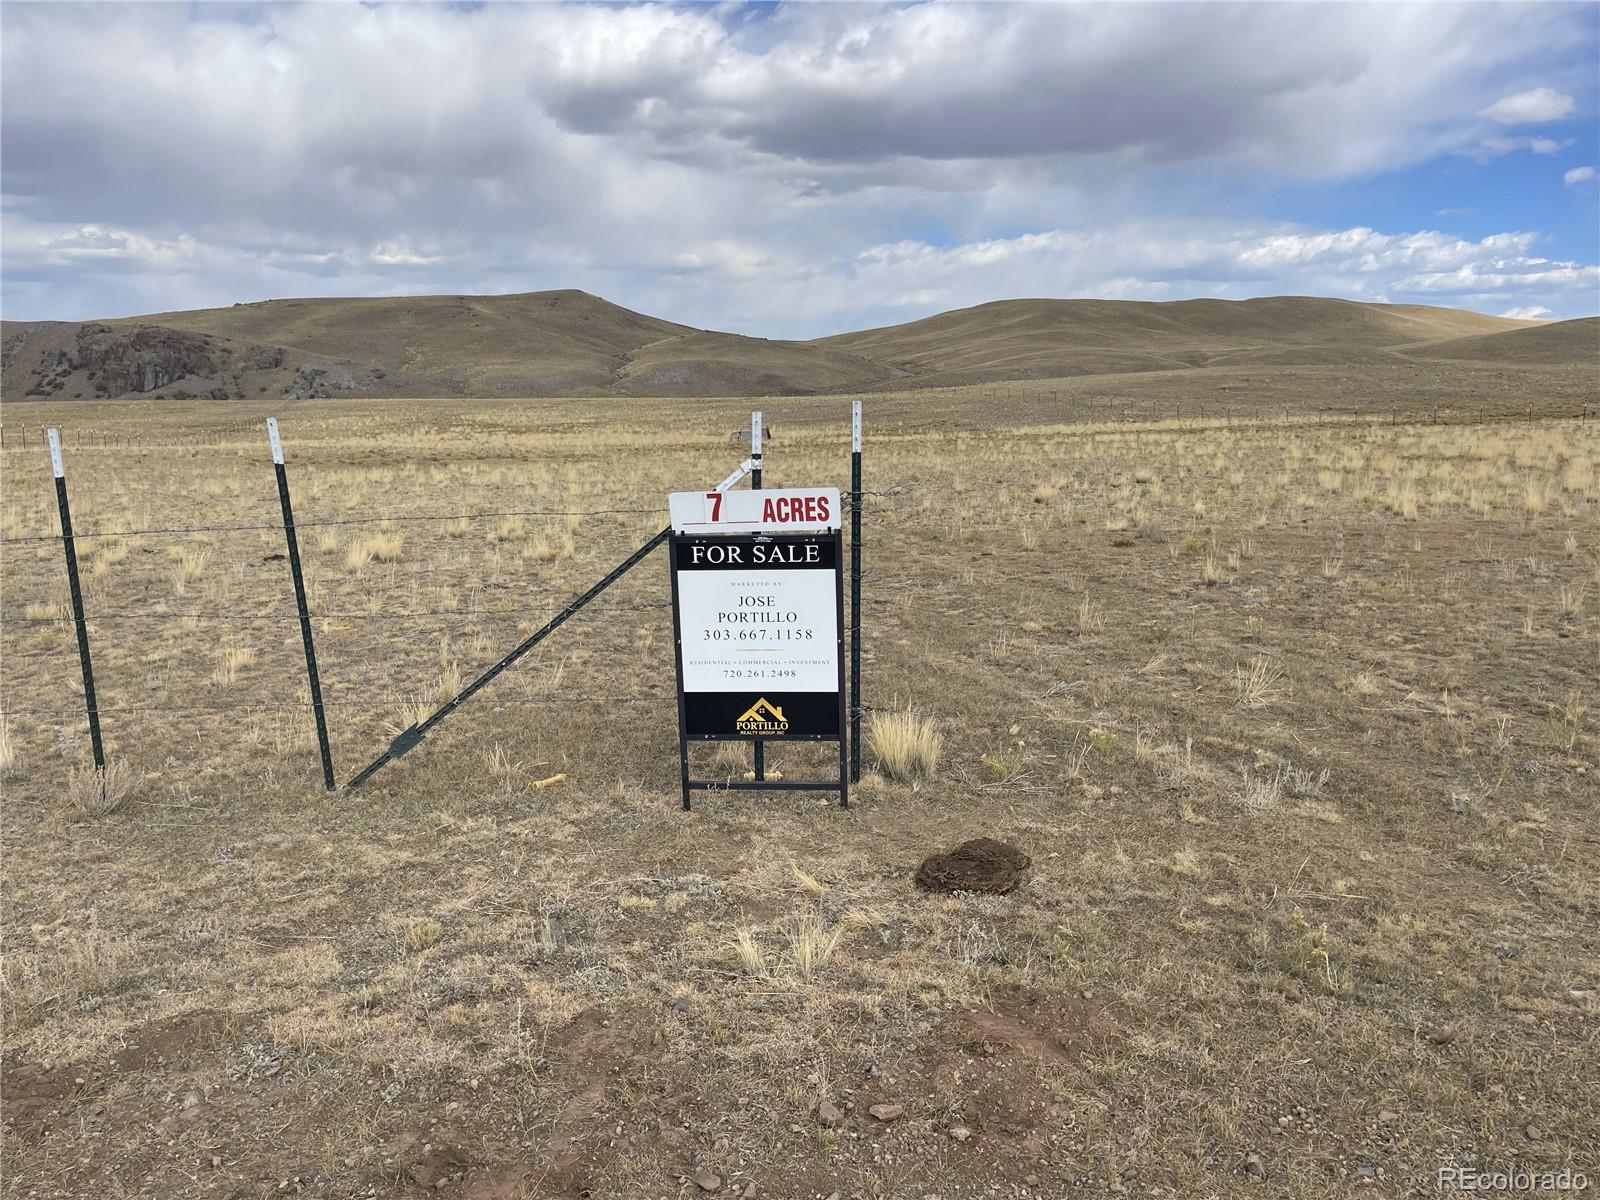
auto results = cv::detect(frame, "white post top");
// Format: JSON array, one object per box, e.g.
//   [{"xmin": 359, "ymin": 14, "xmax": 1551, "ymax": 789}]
[
  {"xmin": 266, "ymin": 417, "xmax": 284, "ymax": 465},
  {"xmin": 46, "ymin": 427, "xmax": 64, "ymax": 478},
  {"xmin": 751, "ymin": 410, "xmax": 762, "ymax": 458},
  {"xmin": 852, "ymin": 400, "xmax": 862, "ymax": 453}
]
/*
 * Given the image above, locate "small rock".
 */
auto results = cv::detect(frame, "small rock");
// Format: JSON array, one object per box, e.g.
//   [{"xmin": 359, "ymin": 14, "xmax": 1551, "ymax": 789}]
[
  {"xmin": 868, "ymin": 1104, "xmax": 904, "ymax": 1122},
  {"xmin": 211, "ymin": 1156, "xmax": 222, "ymax": 1168},
  {"xmin": 1023, "ymin": 1175, "xmax": 1039, "ymax": 1186},
  {"xmin": 740, "ymin": 1185, "xmax": 756, "ymax": 1199},
  {"xmin": 672, "ymin": 996, "xmax": 694, "ymax": 1015},
  {"xmin": 1377, "ymin": 1110, "xmax": 1399, "ymax": 1125},
  {"xmin": 692, "ymin": 1167, "xmax": 722, "ymax": 1193},
  {"xmin": 817, "ymin": 1100, "xmax": 845, "ymax": 1128},
  {"xmin": 1525, "ymin": 1122, "xmax": 1544, "ymax": 1141},
  {"xmin": 949, "ymin": 1125, "xmax": 972, "ymax": 1142},
  {"xmin": 1243, "ymin": 1152, "xmax": 1266, "ymax": 1179}
]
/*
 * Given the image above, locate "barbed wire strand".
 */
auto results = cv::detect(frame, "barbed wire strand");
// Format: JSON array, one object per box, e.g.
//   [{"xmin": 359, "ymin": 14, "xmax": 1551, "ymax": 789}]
[
  {"xmin": 0, "ymin": 694, "xmax": 673, "ymax": 718},
  {"xmin": 0, "ymin": 601, "xmax": 684, "ymax": 625},
  {"xmin": 0, "ymin": 493, "xmax": 903, "ymax": 545},
  {"xmin": 0, "ymin": 696, "xmax": 895, "ymax": 719}
]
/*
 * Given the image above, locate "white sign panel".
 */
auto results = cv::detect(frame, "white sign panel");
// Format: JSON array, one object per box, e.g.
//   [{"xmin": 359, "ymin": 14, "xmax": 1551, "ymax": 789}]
[
  {"xmin": 670, "ymin": 487, "xmax": 841, "ymax": 534},
  {"xmin": 677, "ymin": 566, "xmax": 839, "ymax": 691}
]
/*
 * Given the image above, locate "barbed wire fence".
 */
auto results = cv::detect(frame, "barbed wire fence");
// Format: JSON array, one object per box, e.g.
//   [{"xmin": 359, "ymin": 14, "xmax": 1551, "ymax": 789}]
[{"xmin": 1, "ymin": 418, "xmax": 910, "ymax": 793}]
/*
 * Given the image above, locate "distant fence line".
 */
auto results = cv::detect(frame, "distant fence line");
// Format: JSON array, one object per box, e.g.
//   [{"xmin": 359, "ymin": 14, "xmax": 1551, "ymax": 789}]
[
  {"xmin": 0, "ymin": 398, "xmax": 1592, "ymax": 454},
  {"xmin": 0, "ymin": 419, "xmax": 267, "ymax": 451}
]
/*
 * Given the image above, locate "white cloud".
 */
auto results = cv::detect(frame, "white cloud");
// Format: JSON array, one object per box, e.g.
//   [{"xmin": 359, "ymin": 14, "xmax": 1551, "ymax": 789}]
[
  {"xmin": 1501, "ymin": 306, "xmax": 1552, "ymax": 320},
  {"xmin": 1, "ymin": 3, "xmax": 1596, "ymax": 329},
  {"xmin": 368, "ymin": 241, "xmax": 451, "ymax": 269},
  {"xmin": 836, "ymin": 225, "xmax": 1596, "ymax": 320},
  {"xmin": 1479, "ymin": 87, "xmax": 1575, "ymax": 124},
  {"xmin": 1565, "ymin": 166, "xmax": 1599, "ymax": 186},
  {"xmin": 1462, "ymin": 135, "xmax": 1573, "ymax": 163}
]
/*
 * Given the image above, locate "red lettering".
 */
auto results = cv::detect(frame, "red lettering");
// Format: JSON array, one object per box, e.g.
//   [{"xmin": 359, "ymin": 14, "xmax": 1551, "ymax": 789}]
[
  {"xmin": 762, "ymin": 498, "xmax": 777, "ymax": 522},
  {"xmin": 818, "ymin": 496, "xmax": 830, "ymax": 522}
]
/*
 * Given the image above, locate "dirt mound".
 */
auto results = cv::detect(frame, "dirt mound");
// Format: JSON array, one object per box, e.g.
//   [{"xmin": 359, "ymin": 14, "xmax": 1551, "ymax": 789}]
[{"xmin": 915, "ymin": 837, "xmax": 1031, "ymax": 894}]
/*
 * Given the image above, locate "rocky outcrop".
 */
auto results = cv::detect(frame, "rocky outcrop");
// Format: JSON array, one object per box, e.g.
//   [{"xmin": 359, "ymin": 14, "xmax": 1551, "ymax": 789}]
[
  {"xmin": 283, "ymin": 362, "xmax": 385, "ymax": 400},
  {"xmin": 46, "ymin": 323, "xmax": 227, "ymax": 396},
  {"xmin": 2, "ymin": 321, "xmax": 304, "ymax": 401}
]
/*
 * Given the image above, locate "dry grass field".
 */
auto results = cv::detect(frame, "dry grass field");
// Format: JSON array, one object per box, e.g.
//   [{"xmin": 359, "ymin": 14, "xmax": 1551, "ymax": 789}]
[{"xmin": 2, "ymin": 365, "xmax": 1597, "ymax": 1198}]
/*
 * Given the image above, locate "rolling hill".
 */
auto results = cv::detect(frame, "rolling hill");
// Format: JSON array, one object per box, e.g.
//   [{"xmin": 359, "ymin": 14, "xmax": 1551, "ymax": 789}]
[
  {"xmin": 1397, "ymin": 315, "xmax": 1600, "ymax": 365},
  {"xmin": 811, "ymin": 296, "xmax": 1530, "ymax": 385},
  {"xmin": 3, "ymin": 291, "xmax": 1592, "ymax": 403}
]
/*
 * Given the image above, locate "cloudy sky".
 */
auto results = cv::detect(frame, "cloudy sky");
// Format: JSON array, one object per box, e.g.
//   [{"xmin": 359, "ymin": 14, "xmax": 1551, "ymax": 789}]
[{"xmin": 2, "ymin": 1, "xmax": 1597, "ymax": 337}]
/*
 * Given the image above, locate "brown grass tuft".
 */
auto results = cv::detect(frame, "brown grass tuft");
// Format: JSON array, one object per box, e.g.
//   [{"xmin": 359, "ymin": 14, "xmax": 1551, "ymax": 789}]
[
  {"xmin": 867, "ymin": 709, "xmax": 942, "ymax": 781},
  {"xmin": 65, "ymin": 760, "xmax": 140, "ymax": 818}
]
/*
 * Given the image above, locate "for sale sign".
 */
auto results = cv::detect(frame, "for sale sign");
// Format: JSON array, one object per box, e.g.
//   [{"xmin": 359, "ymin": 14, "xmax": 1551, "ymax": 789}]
[{"xmin": 670, "ymin": 532, "xmax": 843, "ymax": 739}]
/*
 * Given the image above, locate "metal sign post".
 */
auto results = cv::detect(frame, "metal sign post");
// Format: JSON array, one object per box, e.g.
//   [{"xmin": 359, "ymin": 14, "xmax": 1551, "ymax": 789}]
[
  {"xmin": 46, "ymin": 429, "xmax": 104, "ymax": 769},
  {"xmin": 267, "ymin": 419, "xmax": 336, "ymax": 791},
  {"xmin": 850, "ymin": 400, "xmax": 863, "ymax": 783},
  {"xmin": 749, "ymin": 410, "xmax": 765, "ymax": 783},
  {"xmin": 668, "ymin": 486, "xmax": 847, "ymax": 811}
]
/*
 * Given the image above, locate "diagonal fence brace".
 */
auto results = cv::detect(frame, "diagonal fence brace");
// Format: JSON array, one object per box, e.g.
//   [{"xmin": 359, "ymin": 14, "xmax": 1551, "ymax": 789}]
[{"xmin": 346, "ymin": 526, "xmax": 671, "ymax": 789}]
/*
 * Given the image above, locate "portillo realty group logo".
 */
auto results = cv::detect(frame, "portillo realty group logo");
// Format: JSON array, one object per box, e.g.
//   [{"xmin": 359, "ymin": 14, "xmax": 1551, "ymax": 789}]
[{"xmin": 735, "ymin": 698, "xmax": 789, "ymax": 736}]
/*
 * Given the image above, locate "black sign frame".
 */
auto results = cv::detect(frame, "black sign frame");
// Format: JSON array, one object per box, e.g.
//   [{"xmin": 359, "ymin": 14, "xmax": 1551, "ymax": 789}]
[{"xmin": 668, "ymin": 530, "xmax": 848, "ymax": 810}]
